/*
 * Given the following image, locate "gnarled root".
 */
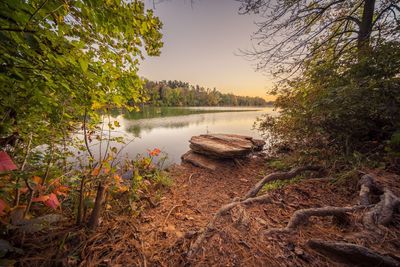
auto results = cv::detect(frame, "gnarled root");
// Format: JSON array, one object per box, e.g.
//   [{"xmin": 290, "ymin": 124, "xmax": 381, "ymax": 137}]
[
  {"xmin": 358, "ymin": 174, "xmax": 381, "ymax": 206},
  {"xmin": 308, "ymin": 239, "xmax": 400, "ymax": 267},
  {"xmin": 266, "ymin": 206, "xmax": 363, "ymax": 234},
  {"xmin": 244, "ymin": 165, "xmax": 323, "ymax": 199},
  {"xmin": 363, "ymin": 189, "xmax": 400, "ymax": 230},
  {"xmin": 187, "ymin": 166, "xmax": 321, "ymax": 259},
  {"xmin": 187, "ymin": 194, "xmax": 272, "ymax": 258}
]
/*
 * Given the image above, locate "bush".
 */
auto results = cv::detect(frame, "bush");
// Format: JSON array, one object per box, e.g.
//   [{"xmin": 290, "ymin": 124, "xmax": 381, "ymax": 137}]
[{"xmin": 257, "ymin": 42, "xmax": 400, "ymax": 157}]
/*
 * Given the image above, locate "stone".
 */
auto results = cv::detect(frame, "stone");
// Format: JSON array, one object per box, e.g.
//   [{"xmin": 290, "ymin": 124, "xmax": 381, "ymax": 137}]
[
  {"xmin": 189, "ymin": 134, "xmax": 265, "ymax": 158},
  {"xmin": 181, "ymin": 151, "xmax": 229, "ymax": 171}
]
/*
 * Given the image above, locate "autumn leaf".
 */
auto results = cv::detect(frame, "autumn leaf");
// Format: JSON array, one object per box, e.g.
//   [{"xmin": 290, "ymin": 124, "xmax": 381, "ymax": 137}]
[
  {"xmin": 147, "ymin": 148, "xmax": 161, "ymax": 157},
  {"xmin": 32, "ymin": 195, "xmax": 50, "ymax": 202},
  {"xmin": 44, "ymin": 193, "xmax": 60, "ymax": 209},
  {"xmin": 91, "ymin": 168, "xmax": 100, "ymax": 176},
  {"xmin": 0, "ymin": 152, "xmax": 17, "ymax": 172},
  {"xmin": 32, "ymin": 176, "xmax": 42, "ymax": 185},
  {"xmin": 53, "ymin": 185, "xmax": 69, "ymax": 196},
  {"xmin": 20, "ymin": 187, "xmax": 29, "ymax": 194},
  {"xmin": 113, "ymin": 174, "xmax": 122, "ymax": 183}
]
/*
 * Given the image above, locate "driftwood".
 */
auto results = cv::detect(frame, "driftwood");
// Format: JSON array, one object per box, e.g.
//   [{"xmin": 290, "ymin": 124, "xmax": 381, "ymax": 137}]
[{"xmin": 308, "ymin": 239, "xmax": 400, "ymax": 267}]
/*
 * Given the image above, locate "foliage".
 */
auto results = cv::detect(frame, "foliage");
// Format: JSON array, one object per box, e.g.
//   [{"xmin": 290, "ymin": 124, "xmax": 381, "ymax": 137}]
[
  {"xmin": 0, "ymin": 0, "xmax": 163, "ymax": 153},
  {"xmin": 143, "ymin": 80, "xmax": 269, "ymax": 107},
  {"xmin": 0, "ymin": 0, "xmax": 164, "ymax": 229},
  {"xmin": 257, "ymin": 41, "xmax": 400, "ymax": 159}
]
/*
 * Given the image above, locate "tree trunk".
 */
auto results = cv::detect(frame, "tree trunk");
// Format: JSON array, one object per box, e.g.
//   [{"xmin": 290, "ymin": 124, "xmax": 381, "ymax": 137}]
[
  {"xmin": 358, "ymin": 0, "xmax": 376, "ymax": 53},
  {"xmin": 88, "ymin": 182, "xmax": 106, "ymax": 230},
  {"xmin": 76, "ymin": 175, "xmax": 86, "ymax": 225}
]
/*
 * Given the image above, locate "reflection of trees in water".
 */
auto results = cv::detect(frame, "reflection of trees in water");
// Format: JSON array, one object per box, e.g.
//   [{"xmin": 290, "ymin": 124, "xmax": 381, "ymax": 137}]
[
  {"xmin": 123, "ymin": 106, "xmax": 258, "ymax": 120},
  {"xmin": 126, "ymin": 120, "xmax": 194, "ymax": 137},
  {"xmin": 122, "ymin": 107, "xmax": 271, "ymax": 137}
]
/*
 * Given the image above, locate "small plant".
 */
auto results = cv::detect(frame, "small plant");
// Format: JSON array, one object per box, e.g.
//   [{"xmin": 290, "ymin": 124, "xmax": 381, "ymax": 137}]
[
  {"xmin": 261, "ymin": 175, "xmax": 305, "ymax": 192},
  {"xmin": 267, "ymin": 158, "xmax": 290, "ymax": 171}
]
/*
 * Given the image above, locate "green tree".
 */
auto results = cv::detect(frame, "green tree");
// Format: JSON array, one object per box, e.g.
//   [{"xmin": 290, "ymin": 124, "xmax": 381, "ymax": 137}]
[
  {"xmin": 243, "ymin": 0, "xmax": 400, "ymax": 158},
  {"xmin": 0, "ymin": 0, "xmax": 163, "ymax": 157}
]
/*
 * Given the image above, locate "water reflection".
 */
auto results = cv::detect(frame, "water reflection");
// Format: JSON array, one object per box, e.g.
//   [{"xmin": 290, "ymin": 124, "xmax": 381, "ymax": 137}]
[{"xmin": 88, "ymin": 107, "xmax": 277, "ymax": 166}]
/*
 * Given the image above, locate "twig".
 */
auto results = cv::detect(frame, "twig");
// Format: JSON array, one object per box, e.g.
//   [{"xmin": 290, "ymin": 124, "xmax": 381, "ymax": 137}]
[
  {"xmin": 163, "ymin": 205, "xmax": 181, "ymax": 226},
  {"xmin": 14, "ymin": 133, "xmax": 33, "ymax": 207}
]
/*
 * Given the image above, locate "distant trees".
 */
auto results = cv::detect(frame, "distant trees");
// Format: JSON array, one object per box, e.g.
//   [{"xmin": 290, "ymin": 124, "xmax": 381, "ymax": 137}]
[{"xmin": 143, "ymin": 80, "xmax": 268, "ymax": 107}]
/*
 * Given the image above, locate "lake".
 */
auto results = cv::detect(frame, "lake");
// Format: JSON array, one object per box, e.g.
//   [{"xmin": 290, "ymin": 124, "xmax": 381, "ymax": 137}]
[{"xmin": 80, "ymin": 106, "xmax": 277, "ymax": 167}]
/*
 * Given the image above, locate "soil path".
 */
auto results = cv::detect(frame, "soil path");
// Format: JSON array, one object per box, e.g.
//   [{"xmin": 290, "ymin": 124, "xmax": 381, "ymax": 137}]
[{"xmin": 139, "ymin": 156, "xmax": 269, "ymax": 265}]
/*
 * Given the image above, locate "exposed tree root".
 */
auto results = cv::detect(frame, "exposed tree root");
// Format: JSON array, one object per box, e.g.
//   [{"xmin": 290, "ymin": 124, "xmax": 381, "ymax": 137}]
[
  {"xmin": 187, "ymin": 194, "xmax": 273, "ymax": 258},
  {"xmin": 266, "ymin": 206, "xmax": 364, "ymax": 234},
  {"xmin": 187, "ymin": 169, "xmax": 400, "ymax": 262},
  {"xmin": 308, "ymin": 239, "xmax": 400, "ymax": 267},
  {"xmin": 363, "ymin": 189, "xmax": 400, "ymax": 230},
  {"xmin": 244, "ymin": 165, "xmax": 323, "ymax": 199},
  {"xmin": 187, "ymin": 166, "xmax": 321, "ymax": 258},
  {"xmin": 358, "ymin": 174, "xmax": 381, "ymax": 206}
]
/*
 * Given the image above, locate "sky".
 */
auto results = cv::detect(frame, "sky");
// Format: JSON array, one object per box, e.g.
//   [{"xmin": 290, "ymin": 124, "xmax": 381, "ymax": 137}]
[{"xmin": 138, "ymin": 0, "xmax": 274, "ymax": 100}]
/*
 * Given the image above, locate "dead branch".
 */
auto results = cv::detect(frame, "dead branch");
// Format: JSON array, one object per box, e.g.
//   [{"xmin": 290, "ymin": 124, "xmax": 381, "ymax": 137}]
[
  {"xmin": 244, "ymin": 165, "xmax": 323, "ymax": 199},
  {"xmin": 308, "ymin": 239, "xmax": 400, "ymax": 267},
  {"xmin": 163, "ymin": 205, "xmax": 181, "ymax": 226},
  {"xmin": 363, "ymin": 189, "xmax": 400, "ymax": 230}
]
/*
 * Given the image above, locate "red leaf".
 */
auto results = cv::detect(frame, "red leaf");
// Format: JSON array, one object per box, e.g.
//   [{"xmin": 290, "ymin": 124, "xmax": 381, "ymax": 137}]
[
  {"xmin": 0, "ymin": 198, "xmax": 9, "ymax": 216},
  {"xmin": 44, "ymin": 193, "xmax": 60, "ymax": 209},
  {"xmin": 32, "ymin": 195, "xmax": 50, "ymax": 202},
  {"xmin": 148, "ymin": 148, "xmax": 161, "ymax": 157},
  {"xmin": 0, "ymin": 151, "xmax": 17, "ymax": 172}
]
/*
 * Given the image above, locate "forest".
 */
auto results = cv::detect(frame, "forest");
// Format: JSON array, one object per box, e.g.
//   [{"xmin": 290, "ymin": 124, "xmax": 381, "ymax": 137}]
[
  {"xmin": 0, "ymin": 0, "xmax": 400, "ymax": 266},
  {"xmin": 142, "ymin": 80, "xmax": 270, "ymax": 106}
]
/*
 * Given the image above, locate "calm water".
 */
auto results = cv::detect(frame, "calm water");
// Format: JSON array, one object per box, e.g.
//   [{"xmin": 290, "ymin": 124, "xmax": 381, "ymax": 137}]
[{"xmin": 82, "ymin": 106, "xmax": 277, "ymax": 166}]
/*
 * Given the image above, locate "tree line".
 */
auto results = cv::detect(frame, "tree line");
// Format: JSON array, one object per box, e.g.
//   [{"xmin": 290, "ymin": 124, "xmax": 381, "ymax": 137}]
[{"xmin": 142, "ymin": 80, "xmax": 271, "ymax": 107}]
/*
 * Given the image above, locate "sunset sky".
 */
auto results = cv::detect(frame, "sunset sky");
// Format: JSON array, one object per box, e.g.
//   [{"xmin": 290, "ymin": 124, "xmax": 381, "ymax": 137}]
[{"xmin": 139, "ymin": 0, "xmax": 275, "ymax": 100}]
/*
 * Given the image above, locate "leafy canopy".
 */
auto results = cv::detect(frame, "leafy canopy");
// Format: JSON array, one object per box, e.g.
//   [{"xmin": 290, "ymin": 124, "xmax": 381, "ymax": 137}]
[{"xmin": 0, "ymin": 0, "xmax": 163, "ymax": 148}]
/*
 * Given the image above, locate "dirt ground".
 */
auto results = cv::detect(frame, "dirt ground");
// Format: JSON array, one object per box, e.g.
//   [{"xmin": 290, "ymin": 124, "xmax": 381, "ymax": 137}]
[{"xmin": 13, "ymin": 155, "xmax": 400, "ymax": 266}]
